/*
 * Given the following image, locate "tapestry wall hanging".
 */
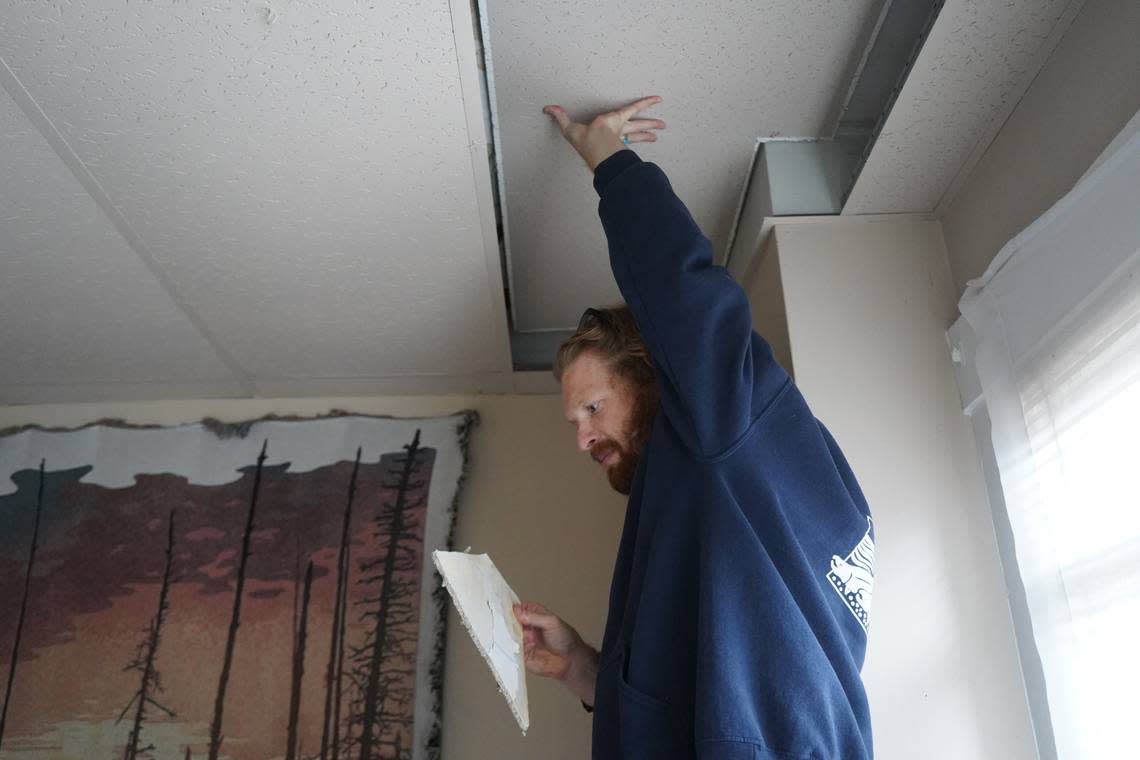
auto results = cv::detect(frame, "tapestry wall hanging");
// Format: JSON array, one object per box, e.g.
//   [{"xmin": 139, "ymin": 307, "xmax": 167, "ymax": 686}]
[{"xmin": 0, "ymin": 410, "xmax": 478, "ymax": 760}]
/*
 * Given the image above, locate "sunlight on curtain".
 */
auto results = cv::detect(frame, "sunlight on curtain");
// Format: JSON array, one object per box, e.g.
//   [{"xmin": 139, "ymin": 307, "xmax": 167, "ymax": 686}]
[
  {"xmin": 1017, "ymin": 256, "xmax": 1140, "ymax": 758},
  {"xmin": 955, "ymin": 109, "xmax": 1140, "ymax": 758}
]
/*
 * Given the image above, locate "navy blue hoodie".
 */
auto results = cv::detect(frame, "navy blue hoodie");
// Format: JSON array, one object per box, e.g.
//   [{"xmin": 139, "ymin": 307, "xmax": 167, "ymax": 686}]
[{"xmin": 586, "ymin": 149, "xmax": 874, "ymax": 760}]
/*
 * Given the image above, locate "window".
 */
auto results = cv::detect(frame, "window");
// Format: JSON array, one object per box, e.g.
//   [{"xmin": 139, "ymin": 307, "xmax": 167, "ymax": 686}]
[
  {"xmin": 951, "ymin": 109, "xmax": 1140, "ymax": 758},
  {"xmin": 1015, "ymin": 259, "xmax": 1140, "ymax": 757}
]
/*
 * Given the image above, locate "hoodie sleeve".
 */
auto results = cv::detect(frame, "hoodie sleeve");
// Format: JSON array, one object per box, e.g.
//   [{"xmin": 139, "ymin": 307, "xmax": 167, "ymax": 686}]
[{"xmin": 593, "ymin": 149, "xmax": 788, "ymax": 459}]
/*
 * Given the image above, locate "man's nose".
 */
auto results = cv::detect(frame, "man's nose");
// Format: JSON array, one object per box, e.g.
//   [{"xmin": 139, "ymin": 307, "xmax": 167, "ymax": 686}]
[{"xmin": 577, "ymin": 426, "xmax": 597, "ymax": 452}]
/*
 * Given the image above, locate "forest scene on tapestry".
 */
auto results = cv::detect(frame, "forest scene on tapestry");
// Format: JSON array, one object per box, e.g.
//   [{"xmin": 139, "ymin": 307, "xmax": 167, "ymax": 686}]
[{"xmin": 0, "ymin": 411, "xmax": 476, "ymax": 760}]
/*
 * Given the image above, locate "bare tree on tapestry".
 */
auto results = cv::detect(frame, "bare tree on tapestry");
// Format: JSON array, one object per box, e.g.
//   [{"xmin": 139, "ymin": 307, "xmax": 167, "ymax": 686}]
[
  {"xmin": 284, "ymin": 559, "xmax": 314, "ymax": 760},
  {"xmin": 118, "ymin": 510, "xmax": 178, "ymax": 760},
  {"xmin": 345, "ymin": 430, "xmax": 426, "ymax": 760},
  {"xmin": 208, "ymin": 440, "xmax": 269, "ymax": 760},
  {"xmin": 321, "ymin": 448, "xmax": 362, "ymax": 760},
  {"xmin": 0, "ymin": 460, "xmax": 46, "ymax": 753}
]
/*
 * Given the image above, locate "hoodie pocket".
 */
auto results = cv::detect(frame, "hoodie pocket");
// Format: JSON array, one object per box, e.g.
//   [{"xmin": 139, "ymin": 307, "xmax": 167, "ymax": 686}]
[{"xmin": 617, "ymin": 645, "xmax": 677, "ymax": 758}]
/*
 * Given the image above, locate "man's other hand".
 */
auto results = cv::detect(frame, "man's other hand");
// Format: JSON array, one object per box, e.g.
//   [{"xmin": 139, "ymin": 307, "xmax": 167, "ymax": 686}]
[
  {"xmin": 512, "ymin": 601, "xmax": 583, "ymax": 680},
  {"xmin": 513, "ymin": 601, "xmax": 601, "ymax": 706},
  {"xmin": 542, "ymin": 96, "xmax": 666, "ymax": 172}
]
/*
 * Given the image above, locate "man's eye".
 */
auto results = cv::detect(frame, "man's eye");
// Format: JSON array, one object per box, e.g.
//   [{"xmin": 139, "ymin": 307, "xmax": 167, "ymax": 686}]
[{"xmin": 587, "ymin": 403, "xmax": 599, "ymax": 414}]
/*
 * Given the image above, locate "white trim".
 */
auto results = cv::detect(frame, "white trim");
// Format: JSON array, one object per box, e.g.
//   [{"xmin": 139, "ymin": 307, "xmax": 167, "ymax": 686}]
[{"xmin": 447, "ymin": 0, "xmax": 515, "ymax": 376}]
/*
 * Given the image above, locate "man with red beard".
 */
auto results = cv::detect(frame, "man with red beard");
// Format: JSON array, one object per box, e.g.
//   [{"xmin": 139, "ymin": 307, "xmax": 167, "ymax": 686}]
[{"xmin": 512, "ymin": 95, "xmax": 876, "ymax": 760}]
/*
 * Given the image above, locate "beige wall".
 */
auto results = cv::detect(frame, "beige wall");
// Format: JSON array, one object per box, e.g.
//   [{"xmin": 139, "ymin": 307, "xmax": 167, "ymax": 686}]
[
  {"xmin": 941, "ymin": 0, "xmax": 1140, "ymax": 296},
  {"xmin": 2, "ymin": 215, "xmax": 1064, "ymax": 760},
  {"xmin": 745, "ymin": 219, "xmax": 1037, "ymax": 759},
  {"xmin": 747, "ymin": 231, "xmax": 794, "ymax": 378},
  {"xmin": 0, "ymin": 393, "xmax": 624, "ymax": 759}
]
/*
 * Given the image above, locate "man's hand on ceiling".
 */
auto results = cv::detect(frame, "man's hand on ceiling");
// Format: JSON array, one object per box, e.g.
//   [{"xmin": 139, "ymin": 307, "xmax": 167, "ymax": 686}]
[{"xmin": 542, "ymin": 95, "xmax": 667, "ymax": 172}]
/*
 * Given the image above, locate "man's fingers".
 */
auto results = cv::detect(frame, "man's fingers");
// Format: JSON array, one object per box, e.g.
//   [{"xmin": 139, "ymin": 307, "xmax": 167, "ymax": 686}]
[
  {"xmin": 543, "ymin": 104, "xmax": 572, "ymax": 132},
  {"xmin": 515, "ymin": 601, "xmax": 543, "ymax": 620},
  {"xmin": 617, "ymin": 95, "xmax": 663, "ymax": 121},
  {"xmin": 622, "ymin": 118, "xmax": 666, "ymax": 133},
  {"xmin": 623, "ymin": 132, "xmax": 659, "ymax": 143},
  {"xmin": 515, "ymin": 602, "xmax": 563, "ymax": 633},
  {"xmin": 517, "ymin": 608, "xmax": 561, "ymax": 631},
  {"xmin": 515, "ymin": 601, "xmax": 546, "ymax": 620}
]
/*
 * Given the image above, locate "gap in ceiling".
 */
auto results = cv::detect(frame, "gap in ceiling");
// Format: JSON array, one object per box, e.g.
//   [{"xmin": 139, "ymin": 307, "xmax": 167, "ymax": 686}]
[
  {"xmin": 471, "ymin": 0, "xmax": 946, "ymax": 372},
  {"xmin": 835, "ymin": 0, "xmax": 946, "ymax": 205}
]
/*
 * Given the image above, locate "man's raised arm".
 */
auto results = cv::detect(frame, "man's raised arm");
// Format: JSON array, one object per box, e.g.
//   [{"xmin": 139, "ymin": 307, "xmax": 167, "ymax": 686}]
[{"xmin": 543, "ymin": 96, "xmax": 788, "ymax": 458}]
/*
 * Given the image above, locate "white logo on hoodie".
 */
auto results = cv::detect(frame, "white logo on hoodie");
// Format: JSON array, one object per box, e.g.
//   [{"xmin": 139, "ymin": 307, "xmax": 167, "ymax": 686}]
[{"xmin": 826, "ymin": 517, "xmax": 874, "ymax": 631}]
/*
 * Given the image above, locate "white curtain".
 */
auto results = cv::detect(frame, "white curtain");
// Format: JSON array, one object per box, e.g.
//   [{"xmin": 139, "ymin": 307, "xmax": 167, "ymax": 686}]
[{"xmin": 951, "ymin": 109, "xmax": 1140, "ymax": 759}]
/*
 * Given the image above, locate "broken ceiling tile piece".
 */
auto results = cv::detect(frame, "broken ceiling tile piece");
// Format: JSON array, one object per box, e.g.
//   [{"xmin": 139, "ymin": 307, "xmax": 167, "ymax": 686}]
[{"xmin": 433, "ymin": 550, "xmax": 529, "ymax": 733}]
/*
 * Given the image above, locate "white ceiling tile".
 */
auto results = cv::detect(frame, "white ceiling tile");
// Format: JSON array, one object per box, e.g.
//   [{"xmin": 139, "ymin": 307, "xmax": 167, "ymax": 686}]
[
  {"xmin": 483, "ymin": 0, "xmax": 883, "ymax": 330},
  {"xmin": 0, "ymin": 89, "xmax": 243, "ymax": 393},
  {"xmin": 1, "ymin": 0, "xmax": 510, "ymax": 384},
  {"xmin": 842, "ymin": 0, "xmax": 1083, "ymax": 215}
]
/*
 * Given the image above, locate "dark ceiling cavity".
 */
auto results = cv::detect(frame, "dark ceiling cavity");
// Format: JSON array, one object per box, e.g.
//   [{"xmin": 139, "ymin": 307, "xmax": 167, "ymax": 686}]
[{"xmin": 835, "ymin": 0, "xmax": 946, "ymax": 204}]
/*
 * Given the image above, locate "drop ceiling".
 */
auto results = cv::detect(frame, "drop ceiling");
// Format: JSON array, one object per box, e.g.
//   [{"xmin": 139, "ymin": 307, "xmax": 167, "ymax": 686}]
[
  {"xmin": 486, "ymin": 0, "xmax": 883, "ymax": 331},
  {"xmin": 1, "ymin": 0, "xmax": 509, "ymax": 403},
  {"xmin": 0, "ymin": 0, "xmax": 1088, "ymax": 403}
]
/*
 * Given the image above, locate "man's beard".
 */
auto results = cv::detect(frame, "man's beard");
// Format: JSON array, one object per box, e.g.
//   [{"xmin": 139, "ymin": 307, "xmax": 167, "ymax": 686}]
[{"xmin": 593, "ymin": 382, "xmax": 659, "ymax": 496}]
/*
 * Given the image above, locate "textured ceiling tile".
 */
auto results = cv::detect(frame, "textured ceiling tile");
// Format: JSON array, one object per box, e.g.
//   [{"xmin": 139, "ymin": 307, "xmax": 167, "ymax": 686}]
[
  {"xmin": 484, "ymin": 0, "xmax": 882, "ymax": 330},
  {"xmin": 0, "ymin": 0, "xmax": 508, "ymax": 380},
  {"xmin": 0, "ymin": 89, "xmax": 242, "ymax": 390},
  {"xmin": 843, "ymin": 0, "xmax": 1081, "ymax": 214}
]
